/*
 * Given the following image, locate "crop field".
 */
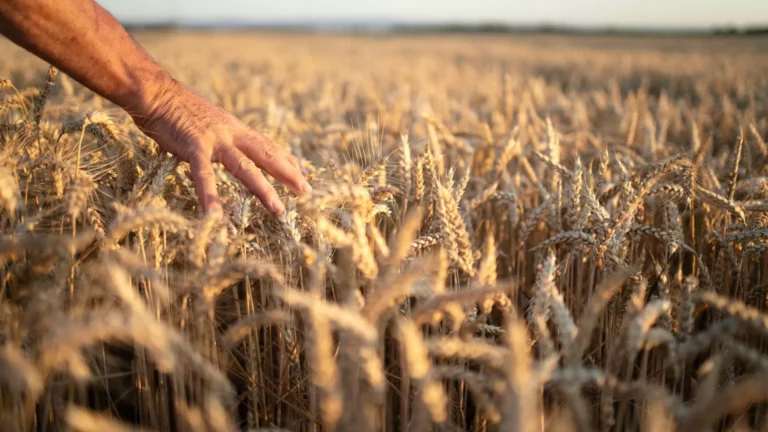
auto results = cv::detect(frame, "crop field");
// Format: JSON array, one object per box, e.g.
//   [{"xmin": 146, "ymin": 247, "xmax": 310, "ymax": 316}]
[{"xmin": 1, "ymin": 32, "xmax": 768, "ymax": 431}]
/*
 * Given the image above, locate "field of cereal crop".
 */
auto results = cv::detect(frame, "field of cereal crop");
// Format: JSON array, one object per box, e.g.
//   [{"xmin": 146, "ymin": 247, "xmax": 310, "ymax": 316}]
[{"xmin": 2, "ymin": 32, "xmax": 768, "ymax": 431}]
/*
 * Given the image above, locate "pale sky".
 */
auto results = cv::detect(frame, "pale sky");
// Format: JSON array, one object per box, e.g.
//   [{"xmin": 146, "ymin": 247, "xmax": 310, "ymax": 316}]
[{"xmin": 97, "ymin": 0, "xmax": 768, "ymax": 29}]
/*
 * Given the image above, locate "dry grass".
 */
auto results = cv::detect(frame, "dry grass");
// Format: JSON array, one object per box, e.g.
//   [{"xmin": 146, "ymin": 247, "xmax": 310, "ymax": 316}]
[{"xmin": 1, "ymin": 32, "xmax": 768, "ymax": 431}]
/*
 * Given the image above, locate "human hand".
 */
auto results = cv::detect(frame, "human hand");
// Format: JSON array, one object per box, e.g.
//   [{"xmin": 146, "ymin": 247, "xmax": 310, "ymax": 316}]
[
  {"xmin": 0, "ymin": 0, "xmax": 310, "ymax": 218},
  {"xmin": 132, "ymin": 79, "xmax": 310, "ymax": 218}
]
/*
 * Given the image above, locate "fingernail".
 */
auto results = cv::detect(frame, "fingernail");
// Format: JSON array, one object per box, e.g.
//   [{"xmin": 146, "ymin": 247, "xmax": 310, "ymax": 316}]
[
  {"xmin": 270, "ymin": 199, "xmax": 285, "ymax": 215},
  {"xmin": 301, "ymin": 166, "xmax": 308, "ymax": 176},
  {"xmin": 300, "ymin": 180, "xmax": 312, "ymax": 194}
]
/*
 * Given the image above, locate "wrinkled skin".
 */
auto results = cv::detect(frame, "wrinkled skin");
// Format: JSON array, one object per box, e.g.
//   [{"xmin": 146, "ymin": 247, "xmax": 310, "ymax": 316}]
[{"xmin": 135, "ymin": 79, "xmax": 311, "ymax": 217}]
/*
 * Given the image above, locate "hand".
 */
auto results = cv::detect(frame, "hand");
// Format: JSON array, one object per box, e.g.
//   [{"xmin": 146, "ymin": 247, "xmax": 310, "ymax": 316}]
[
  {"xmin": 0, "ymin": 0, "xmax": 310, "ymax": 217},
  {"xmin": 132, "ymin": 79, "xmax": 311, "ymax": 218}
]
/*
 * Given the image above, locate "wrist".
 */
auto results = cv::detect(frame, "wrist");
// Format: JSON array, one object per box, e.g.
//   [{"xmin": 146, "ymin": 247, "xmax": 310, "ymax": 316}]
[{"xmin": 122, "ymin": 65, "xmax": 180, "ymax": 131}]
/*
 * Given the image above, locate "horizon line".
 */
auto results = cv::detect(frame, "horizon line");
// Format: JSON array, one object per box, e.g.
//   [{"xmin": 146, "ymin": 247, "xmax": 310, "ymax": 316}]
[{"xmin": 119, "ymin": 19, "xmax": 768, "ymax": 34}]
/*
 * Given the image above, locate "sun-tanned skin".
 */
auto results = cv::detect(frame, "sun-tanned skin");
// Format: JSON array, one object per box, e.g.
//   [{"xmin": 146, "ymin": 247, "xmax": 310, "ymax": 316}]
[{"xmin": 0, "ymin": 0, "xmax": 311, "ymax": 217}]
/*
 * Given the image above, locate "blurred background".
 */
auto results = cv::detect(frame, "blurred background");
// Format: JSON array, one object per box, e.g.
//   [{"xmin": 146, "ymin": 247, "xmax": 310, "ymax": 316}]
[{"xmin": 97, "ymin": 0, "xmax": 768, "ymax": 35}]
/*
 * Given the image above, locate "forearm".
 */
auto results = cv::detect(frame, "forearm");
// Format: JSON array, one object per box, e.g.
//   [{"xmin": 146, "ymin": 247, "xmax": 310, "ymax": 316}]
[
  {"xmin": 0, "ymin": 0, "xmax": 310, "ymax": 216},
  {"xmin": 0, "ymin": 0, "xmax": 173, "ymax": 118}
]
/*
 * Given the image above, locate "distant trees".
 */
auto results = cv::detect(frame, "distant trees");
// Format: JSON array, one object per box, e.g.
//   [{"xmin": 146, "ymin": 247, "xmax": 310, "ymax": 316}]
[
  {"xmin": 713, "ymin": 26, "xmax": 768, "ymax": 36},
  {"xmin": 119, "ymin": 20, "xmax": 768, "ymax": 36}
]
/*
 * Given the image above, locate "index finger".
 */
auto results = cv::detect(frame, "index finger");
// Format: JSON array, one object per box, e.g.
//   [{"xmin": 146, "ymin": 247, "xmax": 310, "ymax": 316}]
[{"xmin": 237, "ymin": 132, "xmax": 311, "ymax": 196}]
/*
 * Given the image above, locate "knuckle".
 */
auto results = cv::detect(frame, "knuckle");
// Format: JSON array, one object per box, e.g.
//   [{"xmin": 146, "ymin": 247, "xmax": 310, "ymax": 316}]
[
  {"xmin": 230, "ymin": 152, "xmax": 258, "ymax": 179},
  {"xmin": 187, "ymin": 147, "xmax": 209, "ymax": 165},
  {"xmin": 196, "ymin": 164, "xmax": 215, "ymax": 177},
  {"xmin": 195, "ymin": 166, "xmax": 216, "ymax": 184},
  {"xmin": 200, "ymin": 168, "xmax": 216, "ymax": 181},
  {"xmin": 260, "ymin": 143, "xmax": 279, "ymax": 161}
]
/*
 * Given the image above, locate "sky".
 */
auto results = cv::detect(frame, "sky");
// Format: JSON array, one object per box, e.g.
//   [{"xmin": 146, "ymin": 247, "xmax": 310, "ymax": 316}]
[{"xmin": 97, "ymin": 0, "xmax": 768, "ymax": 29}]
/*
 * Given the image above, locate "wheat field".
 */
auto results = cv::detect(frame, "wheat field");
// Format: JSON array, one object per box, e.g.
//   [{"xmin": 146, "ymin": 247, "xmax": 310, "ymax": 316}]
[{"xmin": 1, "ymin": 32, "xmax": 768, "ymax": 432}]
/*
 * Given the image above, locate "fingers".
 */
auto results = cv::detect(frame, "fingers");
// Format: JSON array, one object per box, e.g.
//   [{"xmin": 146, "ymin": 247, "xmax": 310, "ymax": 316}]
[
  {"xmin": 217, "ymin": 145, "xmax": 285, "ymax": 215},
  {"xmin": 237, "ymin": 132, "xmax": 311, "ymax": 196},
  {"xmin": 188, "ymin": 153, "xmax": 224, "ymax": 219}
]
